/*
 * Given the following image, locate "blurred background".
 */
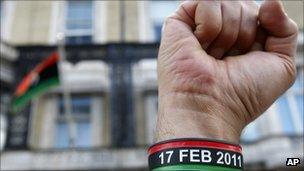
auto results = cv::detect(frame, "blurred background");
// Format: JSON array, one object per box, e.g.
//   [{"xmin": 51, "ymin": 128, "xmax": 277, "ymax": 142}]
[{"xmin": 0, "ymin": 0, "xmax": 303, "ymax": 171}]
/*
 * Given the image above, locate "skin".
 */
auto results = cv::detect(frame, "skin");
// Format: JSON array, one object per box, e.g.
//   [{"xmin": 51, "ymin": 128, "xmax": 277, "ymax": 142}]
[{"xmin": 156, "ymin": 0, "xmax": 298, "ymax": 144}]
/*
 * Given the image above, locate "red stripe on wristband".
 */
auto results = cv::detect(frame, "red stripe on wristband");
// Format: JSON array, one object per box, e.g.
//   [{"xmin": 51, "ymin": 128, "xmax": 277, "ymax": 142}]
[{"xmin": 148, "ymin": 139, "xmax": 242, "ymax": 155}]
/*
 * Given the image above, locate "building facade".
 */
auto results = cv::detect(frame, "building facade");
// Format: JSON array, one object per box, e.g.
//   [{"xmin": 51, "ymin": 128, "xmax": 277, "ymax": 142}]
[
  {"xmin": 0, "ymin": 42, "xmax": 18, "ymax": 150},
  {"xmin": 0, "ymin": 1, "xmax": 303, "ymax": 170}
]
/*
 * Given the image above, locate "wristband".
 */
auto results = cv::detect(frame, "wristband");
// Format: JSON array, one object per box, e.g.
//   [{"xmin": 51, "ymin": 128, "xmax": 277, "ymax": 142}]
[{"xmin": 148, "ymin": 138, "xmax": 243, "ymax": 171}]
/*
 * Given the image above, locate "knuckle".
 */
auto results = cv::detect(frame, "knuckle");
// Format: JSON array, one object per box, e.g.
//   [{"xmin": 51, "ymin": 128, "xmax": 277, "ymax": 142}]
[
  {"xmin": 239, "ymin": 27, "xmax": 256, "ymax": 46},
  {"xmin": 195, "ymin": 21, "xmax": 221, "ymax": 38},
  {"xmin": 290, "ymin": 19, "xmax": 299, "ymax": 32},
  {"xmin": 164, "ymin": 16, "xmax": 175, "ymax": 26},
  {"xmin": 281, "ymin": 57, "xmax": 297, "ymax": 85},
  {"xmin": 241, "ymin": 28, "xmax": 253, "ymax": 39},
  {"xmin": 162, "ymin": 15, "xmax": 178, "ymax": 33},
  {"xmin": 209, "ymin": 22, "xmax": 222, "ymax": 35},
  {"xmin": 221, "ymin": 29, "xmax": 237, "ymax": 41},
  {"xmin": 229, "ymin": 16, "xmax": 240, "ymax": 26}
]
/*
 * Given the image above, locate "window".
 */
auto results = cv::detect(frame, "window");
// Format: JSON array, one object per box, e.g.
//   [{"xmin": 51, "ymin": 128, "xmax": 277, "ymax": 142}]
[
  {"xmin": 276, "ymin": 96, "xmax": 295, "ymax": 134},
  {"xmin": 149, "ymin": 1, "xmax": 180, "ymax": 42},
  {"xmin": 241, "ymin": 121, "xmax": 260, "ymax": 142},
  {"xmin": 153, "ymin": 25, "xmax": 162, "ymax": 42},
  {"xmin": 65, "ymin": 1, "xmax": 93, "ymax": 45},
  {"xmin": 0, "ymin": 1, "xmax": 2, "ymax": 18},
  {"xmin": 0, "ymin": 92, "xmax": 9, "ymax": 150},
  {"xmin": 65, "ymin": 36, "xmax": 92, "ymax": 45},
  {"xmin": 55, "ymin": 95, "xmax": 92, "ymax": 148},
  {"xmin": 293, "ymin": 68, "xmax": 304, "ymax": 122},
  {"xmin": 255, "ymin": 0, "xmax": 263, "ymax": 6},
  {"xmin": 276, "ymin": 68, "xmax": 304, "ymax": 134},
  {"xmin": 58, "ymin": 95, "xmax": 91, "ymax": 115},
  {"xmin": 0, "ymin": 93, "xmax": 10, "ymax": 116},
  {"xmin": 0, "ymin": 114, "xmax": 7, "ymax": 150},
  {"xmin": 296, "ymin": 94, "xmax": 303, "ymax": 121}
]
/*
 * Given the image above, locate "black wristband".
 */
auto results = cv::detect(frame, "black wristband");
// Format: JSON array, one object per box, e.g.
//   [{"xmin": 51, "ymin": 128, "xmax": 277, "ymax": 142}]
[{"xmin": 148, "ymin": 138, "xmax": 243, "ymax": 171}]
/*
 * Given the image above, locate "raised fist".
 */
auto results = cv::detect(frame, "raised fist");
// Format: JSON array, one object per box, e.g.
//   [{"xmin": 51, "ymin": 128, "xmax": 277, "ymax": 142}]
[{"xmin": 157, "ymin": 0, "xmax": 298, "ymax": 143}]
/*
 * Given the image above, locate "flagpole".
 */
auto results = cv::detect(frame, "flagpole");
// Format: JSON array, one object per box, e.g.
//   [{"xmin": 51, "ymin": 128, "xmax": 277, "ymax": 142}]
[{"xmin": 56, "ymin": 33, "xmax": 77, "ymax": 148}]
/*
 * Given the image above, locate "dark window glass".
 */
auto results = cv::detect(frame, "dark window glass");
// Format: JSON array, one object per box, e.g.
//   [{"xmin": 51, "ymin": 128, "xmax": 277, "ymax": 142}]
[
  {"xmin": 65, "ymin": 35, "xmax": 92, "ymax": 45},
  {"xmin": 154, "ymin": 24, "xmax": 162, "ymax": 42},
  {"xmin": 59, "ymin": 95, "xmax": 91, "ymax": 115},
  {"xmin": 0, "ymin": 1, "xmax": 2, "ymax": 18}
]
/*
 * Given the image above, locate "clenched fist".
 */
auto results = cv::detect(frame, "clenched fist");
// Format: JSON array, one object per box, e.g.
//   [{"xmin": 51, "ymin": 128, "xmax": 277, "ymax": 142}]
[{"xmin": 156, "ymin": 0, "xmax": 298, "ymax": 143}]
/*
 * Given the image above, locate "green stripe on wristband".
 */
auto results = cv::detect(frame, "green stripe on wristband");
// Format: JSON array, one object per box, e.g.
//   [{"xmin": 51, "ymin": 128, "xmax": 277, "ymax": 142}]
[{"xmin": 152, "ymin": 164, "xmax": 242, "ymax": 171}]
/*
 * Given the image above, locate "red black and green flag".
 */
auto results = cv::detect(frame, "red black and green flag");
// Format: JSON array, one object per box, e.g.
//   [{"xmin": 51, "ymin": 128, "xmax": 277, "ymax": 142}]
[{"xmin": 11, "ymin": 52, "xmax": 60, "ymax": 113}]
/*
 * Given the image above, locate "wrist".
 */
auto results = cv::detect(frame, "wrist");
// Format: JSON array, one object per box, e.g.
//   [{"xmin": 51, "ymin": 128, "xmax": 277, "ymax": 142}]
[
  {"xmin": 156, "ymin": 110, "xmax": 241, "ymax": 144},
  {"xmin": 156, "ymin": 94, "xmax": 243, "ymax": 144}
]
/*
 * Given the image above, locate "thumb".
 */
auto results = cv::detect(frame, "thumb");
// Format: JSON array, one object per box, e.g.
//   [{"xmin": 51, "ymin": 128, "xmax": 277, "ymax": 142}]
[{"xmin": 259, "ymin": 0, "xmax": 298, "ymax": 57}]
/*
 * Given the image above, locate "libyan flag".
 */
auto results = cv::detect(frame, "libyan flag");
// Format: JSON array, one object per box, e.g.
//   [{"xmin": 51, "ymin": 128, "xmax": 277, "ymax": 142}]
[{"xmin": 11, "ymin": 52, "xmax": 60, "ymax": 113}]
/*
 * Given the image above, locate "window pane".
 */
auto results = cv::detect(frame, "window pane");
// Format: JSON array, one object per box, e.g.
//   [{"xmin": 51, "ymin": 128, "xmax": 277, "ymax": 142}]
[
  {"xmin": 66, "ymin": 1, "xmax": 93, "ymax": 31},
  {"xmin": 72, "ymin": 96, "xmax": 91, "ymax": 113},
  {"xmin": 55, "ymin": 122, "xmax": 69, "ymax": 148},
  {"xmin": 289, "ymin": 70, "xmax": 303, "ymax": 133},
  {"xmin": 0, "ymin": 1, "xmax": 2, "ymax": 18},
  {"xmin": 75, "ymin": 122, "xmax": 91, "ymax": 147},
  {"xmin": 55, "ymin": 121, "xmax": 91, "ymax": 148},
  {"xmin": 0, "ymin": 93, "xmax": 10, "ymax": 115},
  {"xmin": 55, "ymin": 94, "xmax": 92, "ymax": 148},
  {"xmin": 149, "ymin": 1, "xmax": 179, "ymax": 22},
  {"xmin": 291, "ymin": 72, "xmax": 303, "ymax": 90},
  {"xmin": 296, "ymin": 95, "xmax": 303, "ymax": 125},
  {"xmin": 241, "ymin": 121, "xmax": 260, "ymax": 142},
  {"xmin": 59, "ymin": 95, "xmax": 91, "ymax": 115},
  {"xmin": 66, "ymin": 0, "xmax": 93, "ymax": 44},
  {"xmin": 67, "ymin": 20, "xmax": 92, "ymax": 30},
  {"xmin": 66, "ymin": 35, "xmax": 92, "ymax": 45},
  {"xmin": 153, "ymin": 24, "xmax": 162, "ymax": 42},
  {"xmin": 149, "ymin": 1, "xmax": 179, "ymax": 41},
  {"xmin": 255, "ymin": 0, "xmax": 263, "ymax": 6},
  {"xmin": 276, "ymin": 96, "xmax": 295, "ymax": 134}
]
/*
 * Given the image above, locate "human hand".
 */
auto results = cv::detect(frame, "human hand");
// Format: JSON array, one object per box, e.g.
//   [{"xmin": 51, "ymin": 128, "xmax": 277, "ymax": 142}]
[{"xmin": 157, "ymin": 0, "xmax": 298, "ymax": 144}]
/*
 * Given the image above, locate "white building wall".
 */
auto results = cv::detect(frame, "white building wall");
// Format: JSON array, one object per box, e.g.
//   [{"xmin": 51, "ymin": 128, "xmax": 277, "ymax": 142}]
[
  {"xmin": 0, "ymin": 1, "xmax": 15, "ymax": 42},
  {"xmin": 93, "ymin": 1, "xmax": 107, "ymax": 43}
]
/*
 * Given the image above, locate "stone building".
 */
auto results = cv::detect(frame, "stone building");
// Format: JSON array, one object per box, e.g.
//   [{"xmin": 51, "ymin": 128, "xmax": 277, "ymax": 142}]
[
  {"xmin": 0, "ymin": 1, "xmax": 303, "ymax": 170},
  {"xmin": 0, "ymin": 42, "xmax": 18, "ymax": 150}
]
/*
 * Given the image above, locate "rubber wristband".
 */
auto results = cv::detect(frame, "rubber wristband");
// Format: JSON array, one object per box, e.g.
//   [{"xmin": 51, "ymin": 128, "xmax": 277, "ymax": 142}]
[{"xmin": 148, "ymin": 138, "xmax": 243, "ymax": 171}]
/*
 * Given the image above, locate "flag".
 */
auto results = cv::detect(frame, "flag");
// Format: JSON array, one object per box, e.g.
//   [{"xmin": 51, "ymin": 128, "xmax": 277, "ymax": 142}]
[{"xmin": 11, "ymin": 52, "xmax": 60, "ymax": 113}]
